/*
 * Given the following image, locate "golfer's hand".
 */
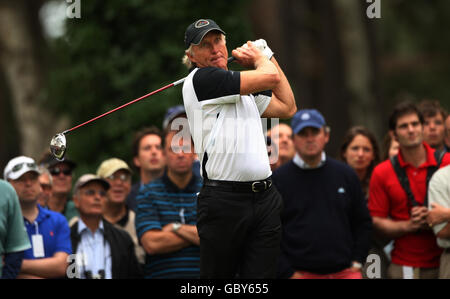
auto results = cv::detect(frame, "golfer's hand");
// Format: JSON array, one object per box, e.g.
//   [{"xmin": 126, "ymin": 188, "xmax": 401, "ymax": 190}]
[{"xmin": 231, "ymin": 41, "xmax": 266, "ymax": 69}]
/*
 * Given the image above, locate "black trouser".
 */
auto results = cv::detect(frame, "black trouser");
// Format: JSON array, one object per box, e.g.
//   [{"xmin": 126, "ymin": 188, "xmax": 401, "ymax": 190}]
[{"xmin": 196, "ymin": 184, "xmax": 283, "ymax": 279}]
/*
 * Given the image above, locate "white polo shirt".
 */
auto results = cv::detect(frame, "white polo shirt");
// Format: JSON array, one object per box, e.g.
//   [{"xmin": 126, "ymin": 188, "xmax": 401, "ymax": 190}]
[{"xmin": 182, "ymin": 67, "xmax": 272, "ymax": 182}]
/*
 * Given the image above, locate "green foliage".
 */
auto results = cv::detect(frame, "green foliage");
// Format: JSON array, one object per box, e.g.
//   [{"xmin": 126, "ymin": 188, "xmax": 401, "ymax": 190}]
[
  {"xmin": 378, "ymin": 0, "xmax": 450, "ymax": 111},
  {"xmin": 45, "ymin": 0, "xmax": 252, "ymax": 178}
]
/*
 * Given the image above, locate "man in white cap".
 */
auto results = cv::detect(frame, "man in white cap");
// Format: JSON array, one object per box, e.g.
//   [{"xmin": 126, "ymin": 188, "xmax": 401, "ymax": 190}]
[
  {"xmin": 69, "ymin": 174, "xmax": 141, "ymax": 279},
  {"xmin": 97, "ymin": 158, "xmax": 145, "ymax": 265},
  {"xmin": 4, "ymin": 156, "xmax": 72, "ymax": 278}
]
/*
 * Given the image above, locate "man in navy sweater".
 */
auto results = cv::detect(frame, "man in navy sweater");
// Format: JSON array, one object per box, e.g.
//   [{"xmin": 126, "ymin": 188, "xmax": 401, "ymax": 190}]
[{"xmin": 273, "ymin": 109, "xmax": 372, "ymax": 279}]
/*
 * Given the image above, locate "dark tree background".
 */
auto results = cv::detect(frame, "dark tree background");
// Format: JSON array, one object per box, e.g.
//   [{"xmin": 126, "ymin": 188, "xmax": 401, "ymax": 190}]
[{"xmin": 1, "ymin": 0, "xmax": 449, "ymax": 178}]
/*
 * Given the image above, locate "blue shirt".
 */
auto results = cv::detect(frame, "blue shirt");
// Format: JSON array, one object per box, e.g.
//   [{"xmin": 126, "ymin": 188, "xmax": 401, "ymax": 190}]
[
  {"xmin": 23, "ymin": 205, "xmax": 72, "ymax": 259},
  {"xmin": 135, "ymin": 172, "xmax": 202, "ymax": 278},
  {"xmin": 76, "ymin": 219, "xmax": 112, "ymax": 279}
]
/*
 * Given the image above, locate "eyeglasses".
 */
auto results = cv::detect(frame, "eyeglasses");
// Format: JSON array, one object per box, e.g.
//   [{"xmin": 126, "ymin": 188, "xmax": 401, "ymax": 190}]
[
  {"xmin": 107, "ymin": 173, "xmax": 131, "ymax": 182},
  {"xmin": 49, "ymin": 167, "xmax": 72, "ymax": 176},
  {"xmin": 82, "ymin": 189, "xmax": 107, "ymax": 197}
]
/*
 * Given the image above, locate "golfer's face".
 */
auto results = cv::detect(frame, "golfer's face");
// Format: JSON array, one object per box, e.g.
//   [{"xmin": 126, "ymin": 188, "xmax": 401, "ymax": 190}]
[{"xmin": 190, "ymin": 32, "xmax": 228, "ymax": 70}]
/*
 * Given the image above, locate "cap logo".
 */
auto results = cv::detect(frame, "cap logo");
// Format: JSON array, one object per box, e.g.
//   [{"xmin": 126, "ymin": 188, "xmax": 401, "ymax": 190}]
[
  {"xmin": 195, "ymin": 20, "xmax": 210, "ymax": 28},
  {"xmin": 301, "ymin": 113, "xmax": 310, "ymax": 120}
]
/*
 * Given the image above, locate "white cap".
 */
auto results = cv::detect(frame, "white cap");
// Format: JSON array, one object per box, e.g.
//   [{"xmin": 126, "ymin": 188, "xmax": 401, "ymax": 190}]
[{"xmin": 3, "ymin": 156, "xmax": 40, "ymax": 180}]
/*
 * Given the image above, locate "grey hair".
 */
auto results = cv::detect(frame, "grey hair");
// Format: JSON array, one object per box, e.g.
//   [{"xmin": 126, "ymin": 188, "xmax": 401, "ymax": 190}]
[{"xmin": 38, "ymin": 166, "xmax": 53, "ymax": 186}]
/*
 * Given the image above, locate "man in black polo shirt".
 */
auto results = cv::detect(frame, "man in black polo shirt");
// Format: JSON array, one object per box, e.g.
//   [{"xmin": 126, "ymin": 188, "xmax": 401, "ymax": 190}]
[{"xmin": 181, "ymin": 19, "xmax": 296, "ymax": 278}]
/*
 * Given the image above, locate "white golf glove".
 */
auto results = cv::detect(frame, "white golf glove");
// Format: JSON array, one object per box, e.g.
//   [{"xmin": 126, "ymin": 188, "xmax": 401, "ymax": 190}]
[{"xmin": 242, "ymin": 39, "xmax": 274, "ymax": 60}]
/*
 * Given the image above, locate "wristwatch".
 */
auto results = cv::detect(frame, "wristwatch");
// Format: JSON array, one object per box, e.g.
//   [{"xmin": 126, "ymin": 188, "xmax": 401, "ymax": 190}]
[{"xmin": 172, "ymin": 222, "xmax": 182, "ymax": 232}]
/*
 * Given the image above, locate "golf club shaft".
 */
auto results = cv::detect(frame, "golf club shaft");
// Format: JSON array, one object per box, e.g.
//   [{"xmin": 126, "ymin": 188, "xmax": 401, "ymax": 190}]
[{"xmin": 63, "ymin": 56, "xmax": 236, "ymax": 135}]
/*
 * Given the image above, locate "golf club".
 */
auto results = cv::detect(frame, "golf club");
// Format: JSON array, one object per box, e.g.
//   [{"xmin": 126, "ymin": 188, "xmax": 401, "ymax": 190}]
[{"xmin": 50, "ymin": 56, "xmax": 236, "ymax": 160}]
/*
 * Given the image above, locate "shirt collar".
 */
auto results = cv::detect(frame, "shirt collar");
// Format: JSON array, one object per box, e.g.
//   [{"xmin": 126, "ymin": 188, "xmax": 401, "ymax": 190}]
[
  {"xmin": 161, "ymin": 170, "xmax": 200, "ymax": 193},
  {"xmin": 293, "ymin": 152, "xmax": 327, "ymax": 169},
  {"xmin": 397, "ymin": 142, "xmax": 437, "ymax": 168},
  {"xmin": 78, "ymin": 218, "xmax": 104, "ymax": 235},
  {"xmin": 35, "ymin": 204, "xmax": 51, "ymax": 223}
]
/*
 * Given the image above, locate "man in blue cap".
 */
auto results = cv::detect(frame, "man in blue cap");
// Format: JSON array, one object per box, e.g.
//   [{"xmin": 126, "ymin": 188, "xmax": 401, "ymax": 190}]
[{"xmin": 272, "ymin": 109, "xmax": 372, "ymax": 279}]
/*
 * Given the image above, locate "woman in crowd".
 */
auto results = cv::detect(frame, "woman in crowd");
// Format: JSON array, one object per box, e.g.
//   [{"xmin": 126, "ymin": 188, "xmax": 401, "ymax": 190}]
[{"xmin": 340, "ymin": 126, "xmax": 380, "ymax": 198}]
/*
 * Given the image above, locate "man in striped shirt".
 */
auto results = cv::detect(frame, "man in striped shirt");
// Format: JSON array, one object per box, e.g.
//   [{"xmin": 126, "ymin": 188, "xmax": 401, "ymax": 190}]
[{"xmin": 135, "ymin": 129, "xmax": 201, "ymax": 278}]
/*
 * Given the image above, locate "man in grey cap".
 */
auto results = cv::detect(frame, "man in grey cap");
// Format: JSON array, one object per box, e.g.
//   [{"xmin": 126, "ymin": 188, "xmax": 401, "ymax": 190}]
[
  {"xmin": 182, "ymin": 19, "xmax": 296, "ymax": 278},
  {"xmin": 69, "ymin": 174, "xmax": 142, "ymax": 279}
]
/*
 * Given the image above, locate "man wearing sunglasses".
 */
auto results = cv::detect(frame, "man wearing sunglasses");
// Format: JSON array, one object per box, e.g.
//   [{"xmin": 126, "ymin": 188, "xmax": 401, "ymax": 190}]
[
  {"xmin": 70, "ymin": 174, "xmax": 142, "ymax": 279},
  {"xmin": 96, "ymin": 158, "xmax": 145, "ymax": 266},
  {"xmin": 4, "ymin": 156, "xmax": 72, "ymax": 278},
  {"xmin": 39, "ymin": 153, "xmax": 79, "ymax": 222}
]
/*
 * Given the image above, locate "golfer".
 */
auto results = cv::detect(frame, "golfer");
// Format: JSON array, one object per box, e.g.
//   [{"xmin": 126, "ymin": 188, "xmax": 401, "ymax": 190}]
[{"xmin": 182, "ymin": 19, "xmax": 296, "ymax": 278}]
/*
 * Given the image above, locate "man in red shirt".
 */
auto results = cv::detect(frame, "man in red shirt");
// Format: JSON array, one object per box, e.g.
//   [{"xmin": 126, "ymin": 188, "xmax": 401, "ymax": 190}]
[{"xmin": 369, "ymin": 101, "xmax": 450, "ymax": 279}]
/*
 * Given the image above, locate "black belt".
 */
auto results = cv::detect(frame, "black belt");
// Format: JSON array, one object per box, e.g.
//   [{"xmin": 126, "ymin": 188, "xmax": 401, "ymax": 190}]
[{"xmin": 203, "ymin": 177, "xmax": 273, "ymax": 193}]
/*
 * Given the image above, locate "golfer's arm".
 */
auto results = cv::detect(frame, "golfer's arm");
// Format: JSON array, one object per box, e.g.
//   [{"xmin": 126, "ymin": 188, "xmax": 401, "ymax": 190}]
[
  {"xmin": 261, "ymin": 57, "xmax": 297, "ymax": 119},
  {"xmin": 20, "ymin": 252, "xmax": 68, "ymax": 278},
  {"xmin": 174, "ymin": 224, "xmax": 200, "ymax": 246},
  {"xmin": 140, "ymin": 230, "xmax": 190, "ymax": 255},
  {"xmin": 239, "ymin": 57, "xmax": 280, "ymax": 95},
  {"xmin": 372, "ymin": 216, "xmax": 412, "ymax": 239}
]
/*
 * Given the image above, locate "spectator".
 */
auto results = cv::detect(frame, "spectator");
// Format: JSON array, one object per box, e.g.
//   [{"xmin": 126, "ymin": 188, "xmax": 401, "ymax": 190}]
[
  {"xmin": 445, "ymin": 114, "xmax": 450, "ymax": 150},
  {"xmin": 339, "ymin": 126, "xmax": 390, "ymax": 278},
  {"xmin": 4, "ymin": 156, "xmax": 72, "ymax": 279},
  {"xmin": 339, "ymin": 126, "xmax": 380, "ymax": 198},
  {"xmin": 37, "ymin": 166, "xmax": 52, "ymax": 207},
  {"xmin": 267, "ymin": 123, "xmax": 295, "ymax": 170},
  {"xmin": 369, "ymin": 101, "xmax": 450, "ymax": 279},
  {"xmin": 135, "ymin": 129, "xmax": 201, "ymax": 278},
  {"xmin": 163, "ymin": 105, "xmax": 201, "ymax": 177},
  {"xmin": 273, "ymin": 109, "xmax": 372, "ymax": 279},
  {"xmin": 418, "ymin": 100, "xmax": 448, "ymax": 152},
  {"xmin": 39, "ymin": 153, "xmax": 78, "ymax": 222},
  {"xmin": 381, "ymin": 131, "xmax": 400, "ymax": 161},
  {"xmin": 427, "ymin": 165, "xmax": 450, "ymax": 278},
  {"xmin": 96, "ymin": 158, "xmax": 146, "ymax": 265},
  {"xmin": 127, "ymin": 126, "xmax": 166, "ymax": 211},
  {"xmin": 70, "ymin": 174, "xmax": 142, "ymax": 279},
  {"xmin": 0, "ymin": 180, "xmax": 31, "ymax": 279}
]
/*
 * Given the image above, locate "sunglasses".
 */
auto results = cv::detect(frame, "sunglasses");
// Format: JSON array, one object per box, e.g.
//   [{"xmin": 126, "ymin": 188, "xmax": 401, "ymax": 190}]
[
  {"xmin": 107, "ymin": 173, "xmax": 131, "ymax": 182},
  {"xmin": 50, "ymin": 167, "xmax": 72, "ymax": 176},
  {"xmin": 82, "ymin": 189, "xmax": 107, "ymax": 197}
]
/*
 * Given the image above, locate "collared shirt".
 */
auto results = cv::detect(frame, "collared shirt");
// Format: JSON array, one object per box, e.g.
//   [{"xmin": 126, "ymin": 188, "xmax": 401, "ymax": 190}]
[
  {"xmin": 293, "ymin": 152, "xmax": 327, "ymax": 169},
  {"xmin": 136, "ymin": 171, "xmax": 202, "ymax": 278},
  {"xmin": 183, "ymin": 67, "xmax": 272, "ymax": 181},
  {"xmin": 76, "ymin": 219, "xmax": 112, "ymax": 279},
  {"xmin": 369, "ymin": 142, "xmax": 450, "ymax": 267},
  {"xmin": 23, "ymin": 204, "xmax": 71, "ymax": 259}
]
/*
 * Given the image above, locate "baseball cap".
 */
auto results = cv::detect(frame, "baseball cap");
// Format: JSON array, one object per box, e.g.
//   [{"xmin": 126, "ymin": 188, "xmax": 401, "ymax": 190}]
[
  {"xmin": 96, "ymin": 158, "xmax": 132, "ymax": 178},
  {"xmin": 163, "ymin": 105, "xmax": 187, "ymax": 130},
  {"xmin": 3, "ymin": 156, "xmax": 40, "ymax": 180},
  {"xmin": 184, "ymin": 19, "xmax": 226, "ymax": 49},
  {"xmin": 291, "ymin": 109, "xmax": 326, "ymax": 134},
  {"xmin": 73, "ymin": 174, "xmax": 110, "ymax": 193}
]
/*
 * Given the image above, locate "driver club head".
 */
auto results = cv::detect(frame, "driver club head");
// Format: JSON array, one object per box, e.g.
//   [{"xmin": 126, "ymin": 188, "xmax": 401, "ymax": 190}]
[{"xmin": 50, "ymin": 133, "xmax": 67, "ymax": 161}]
